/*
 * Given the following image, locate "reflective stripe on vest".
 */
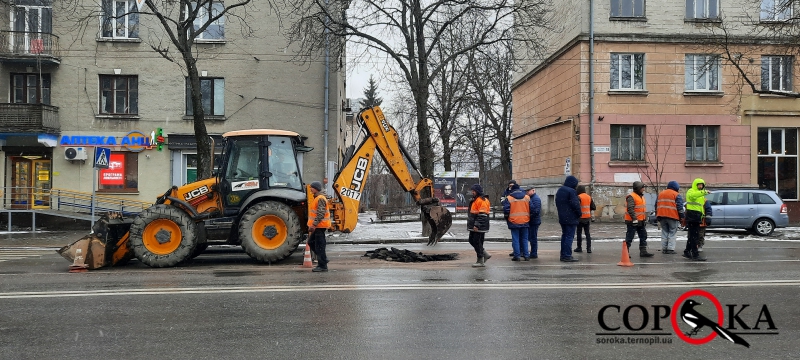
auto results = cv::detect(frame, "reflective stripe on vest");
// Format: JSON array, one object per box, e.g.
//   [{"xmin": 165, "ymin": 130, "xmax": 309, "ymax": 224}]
[
  {"xmin": 578, "ymin": 193, "xmax": 592, "ymax": 219},
  {"xmin": 624, "ymin": 193, "xmax": 647, "ymax": 221},
  {"xmin": 656, "ymin": 189, "xmax": 680, "ymax": 220},
  {"xmin": 507, "ymin": 195, "xmax": 530, "ymax": 224},
  {"xmin": 470, "ymin": 197, "xmax": 491, "ymax": 214},
  {"xmin": 308, "ymin": 194, "xmax": 331, "ymax": 228}
]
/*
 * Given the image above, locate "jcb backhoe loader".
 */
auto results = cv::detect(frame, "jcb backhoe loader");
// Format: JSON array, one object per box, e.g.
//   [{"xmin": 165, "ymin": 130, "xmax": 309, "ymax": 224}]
[{"xmin": 59, "ymin": 106, "xmax": 452, "ymax": 268}]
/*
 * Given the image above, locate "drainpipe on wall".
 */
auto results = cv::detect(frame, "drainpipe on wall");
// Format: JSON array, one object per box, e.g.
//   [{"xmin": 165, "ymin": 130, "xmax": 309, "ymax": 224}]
[
  {"xmin": 589, "ymin": 0, "xmax": 596, "ymax": 188},
  {"xmin": 323, "ymin": 0, "xmax": 331, "ymax": 192}
]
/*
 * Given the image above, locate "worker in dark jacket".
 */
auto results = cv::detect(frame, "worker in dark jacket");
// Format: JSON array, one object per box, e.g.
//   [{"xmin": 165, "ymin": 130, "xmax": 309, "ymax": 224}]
[
  {"xmin": 502, "ymin": 183, "xmax": 530, "ymax": 261},
  {"xmin": 467, "ymin": 184, "xmax": 491, "ymax": 267},
  {"xmin": 526, "ymin": 186, "xmax": 542, "ymax": 259},
  {"xmin": 626, "ymin": 181, "xmax": 654, "ymax": 258},
  {"xmin": 555, "ymin": 176, "xmax": 581, "ymax": 262},
  {"xmin": 503, "ymin": 180, "xmax": 518, "ymax": 197},
  {"xmin": 574, "ymin": 185, "xmax": 596, "ymax": 253}
]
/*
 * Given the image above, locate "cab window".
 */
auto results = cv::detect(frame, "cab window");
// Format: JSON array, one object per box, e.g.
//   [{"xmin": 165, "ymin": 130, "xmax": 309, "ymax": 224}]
[
  {"xmin": 268, "ymin": 136, "xmax": 301, "ymax": 189},
  {"xmin": 225, "ymin": 139, "xmax": 260, "ymax": 181}
]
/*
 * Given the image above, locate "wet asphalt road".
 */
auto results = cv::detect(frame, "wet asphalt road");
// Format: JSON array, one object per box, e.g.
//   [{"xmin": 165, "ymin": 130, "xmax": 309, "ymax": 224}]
[{"xmin": 0, "ymin": 231, "xmax": 798, "ymax": 359}]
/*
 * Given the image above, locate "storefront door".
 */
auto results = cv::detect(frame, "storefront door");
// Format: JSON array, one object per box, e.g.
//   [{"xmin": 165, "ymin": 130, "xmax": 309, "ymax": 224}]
[{"xmin": 10, "ymin": 157, "xmax": 51, "ymax": 209}]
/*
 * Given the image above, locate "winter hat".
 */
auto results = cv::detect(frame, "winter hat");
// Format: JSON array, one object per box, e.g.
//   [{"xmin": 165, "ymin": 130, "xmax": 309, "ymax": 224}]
[
  {"xmin": 310, "ymin": 181, "xmax": 323, "ymax": 191},
  {"xmin": 632, "ymin": 181, "xmax": 645, "ymax": 192},
  {"xmin": 667, "ymin": 181, "xmax": 680, "ymax": 191},
  {"xmin": 576, "ymin": 185, "xmax": 586, "ymax": 194},
  {"xmin": 470, "ymin": 183, "xmax": 484, "ymax": 195},
  {"xmin": 508, "ymin": 180, "xmax": 517, "ymax": 187}
]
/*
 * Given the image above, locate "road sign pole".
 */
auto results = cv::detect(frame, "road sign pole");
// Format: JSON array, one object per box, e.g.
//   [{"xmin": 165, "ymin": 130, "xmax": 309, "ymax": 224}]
[{"xmin": 91, "ymin": 167, "xmax": 96, "ymax": 232}]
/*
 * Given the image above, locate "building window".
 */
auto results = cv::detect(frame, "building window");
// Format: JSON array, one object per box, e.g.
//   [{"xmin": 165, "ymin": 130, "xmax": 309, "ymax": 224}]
[
  {"xmin": 610, "ymin": 53, "xmax": 645, "ymax": 90},
  {"xmin": 101, "ymin": 0, "xmax": 139, "ymax": 38},
  {"xmin": 611, "ymin": 125, "xmax": 645, "ymax": 161},
  {"xmin": 686, "ymin": 0, "xmax": 719, "ymax": 19},
  {"xmin": 761, "ymin": 56, "xmax": 793, "ymax": 92},
  {"xmin": 99, "ymin": 152, "xmax": 139, "ymax": 191},
  {"xmin": 11, "ymin": 73, "xmax": 50, "ymax": 104},
  {"xmin": 100, "ymin": 75, "xmax": 138, "ymax": 114},
  {"xmin": 685, "ymin": 54, "xmax": 720, "ymax": 91},
  {"xmin": 757, "ymin": 128, "xmax": 798, "ymax": 200},
  {"xmin": 686, "ymin": 125, "xmax": 719, "ymax": 162},
  {"xmin": 610, "ymin": 0, "xmax": 645, "ymax": 17},
  {"xmin": 761, "ymin": 0, "xmax": 792, "ymax": 21},
  {"xmin": 11, "ymin": 1, "xmax": 53, "ymax": 54},
  {"xmin": 190, "ymin": 1, "xmax": 225, "ymax": 40},
  {"xmin": 186, "ymin": 77, "xmax": 225, "ymax": 116}
]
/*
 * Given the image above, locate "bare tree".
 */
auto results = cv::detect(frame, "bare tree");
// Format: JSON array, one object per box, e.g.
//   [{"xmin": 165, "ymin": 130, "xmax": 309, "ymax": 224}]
[
  {"xmin": 467, "ymin": 39, "xmax": 514, "ymax": 182},
  {"xmin": 283, "ymin": 0, "xmax": 552, "ymax": 181},
  {"xmin": 637, "ymin": 123, "xmax": 676, "ymax": 194}
]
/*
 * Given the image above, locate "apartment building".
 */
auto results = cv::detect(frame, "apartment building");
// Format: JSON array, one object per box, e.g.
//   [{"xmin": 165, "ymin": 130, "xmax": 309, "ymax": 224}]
[
  {"xmin": 0, "ymin": 0, "xmax": 346, "ymax": 210},
  {"xmin": 512, "ymin": 0, "xmax": 800, "ymax": 220}
]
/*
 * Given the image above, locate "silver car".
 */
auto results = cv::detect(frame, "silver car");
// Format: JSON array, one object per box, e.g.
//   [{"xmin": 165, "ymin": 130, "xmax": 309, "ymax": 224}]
[{"xmin": 705, "ymin": 189, "xmax": 789, "ymax": 236}]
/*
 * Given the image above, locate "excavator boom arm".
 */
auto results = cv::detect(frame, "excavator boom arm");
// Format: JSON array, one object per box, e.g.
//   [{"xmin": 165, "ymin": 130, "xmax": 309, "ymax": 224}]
[{"xmin": 330, "ymin": 107, "xmax": 450, "ymax": 242}]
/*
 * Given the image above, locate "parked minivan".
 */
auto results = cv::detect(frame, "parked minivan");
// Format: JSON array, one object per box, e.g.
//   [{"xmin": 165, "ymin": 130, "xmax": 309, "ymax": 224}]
[{"xmin": 649, "ymin": 189, "xmax": 789, "ymax": 236}]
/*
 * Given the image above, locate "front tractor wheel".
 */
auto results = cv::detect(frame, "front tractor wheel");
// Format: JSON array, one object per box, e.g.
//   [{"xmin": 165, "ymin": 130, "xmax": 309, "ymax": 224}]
[
  {"xmin": 239, "ymin": 201, "xmax": 302, "ymax": 263},
  {"xmin": 129, "ymin": 204, "xmax": 197, "ymax": 267}
]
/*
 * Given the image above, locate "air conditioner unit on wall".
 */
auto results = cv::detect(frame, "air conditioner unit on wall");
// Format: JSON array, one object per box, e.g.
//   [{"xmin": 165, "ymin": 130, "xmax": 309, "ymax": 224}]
[{"xmin": 65, "ymin": 147, "xmax": 88, "ymax": 161}]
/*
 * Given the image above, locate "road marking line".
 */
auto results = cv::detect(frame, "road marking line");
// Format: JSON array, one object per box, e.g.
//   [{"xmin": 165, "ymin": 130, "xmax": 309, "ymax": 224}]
[{"xmin": 2, "ymin": 280, "xmax": 800, "ymax": 299}]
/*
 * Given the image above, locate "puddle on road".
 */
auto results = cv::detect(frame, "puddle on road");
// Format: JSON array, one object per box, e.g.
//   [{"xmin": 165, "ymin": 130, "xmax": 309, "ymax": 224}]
[
  {"xmin": 671, "ymin": 269, "xmax": 718, "ymax": 282},
  {"xmin": 0, "ymin": 271, "xmax": 26, "ymax": 275},
  {"xmin": 213, "ymin": 270, "xmax": 259, "ymax": 277},
  {"xmin": 420, "ymin": 278, "xmax": 448, "ymax": 282}
]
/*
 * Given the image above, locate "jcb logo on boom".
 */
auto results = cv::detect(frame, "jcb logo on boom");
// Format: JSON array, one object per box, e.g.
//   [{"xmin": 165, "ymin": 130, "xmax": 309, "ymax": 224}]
[
  {"xmin": 184, "ymin": 185, "xmax": 210, "ymax": 201},
  {"xmin": 349, "ymin": 157, "xmax": 369, "ymax": 192}
]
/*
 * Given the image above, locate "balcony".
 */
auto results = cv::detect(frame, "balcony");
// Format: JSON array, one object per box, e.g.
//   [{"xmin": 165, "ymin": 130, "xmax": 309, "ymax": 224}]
[
  {"xmin": 0, "ymin": 103, "xmax": 59, "ymax": 134},
  {"xmin": 0, "ymin": 31, "xmax": 61, "ymax": 65}
]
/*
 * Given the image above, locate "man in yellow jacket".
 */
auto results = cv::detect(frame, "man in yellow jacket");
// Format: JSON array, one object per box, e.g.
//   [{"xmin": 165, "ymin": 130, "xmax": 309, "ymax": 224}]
[{"xmin": 684, "ymin": 178, "xmax": 709, "ymax": 261}]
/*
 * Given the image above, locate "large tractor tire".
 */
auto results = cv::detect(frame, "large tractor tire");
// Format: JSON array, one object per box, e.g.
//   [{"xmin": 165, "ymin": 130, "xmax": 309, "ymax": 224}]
[
  {"xmin": 239, "ymin": 201, "xmax": 302, "ymax": 263},
  {"xmin": 129, "ymin": 204, "xmax": 198, "ymax": 268}
]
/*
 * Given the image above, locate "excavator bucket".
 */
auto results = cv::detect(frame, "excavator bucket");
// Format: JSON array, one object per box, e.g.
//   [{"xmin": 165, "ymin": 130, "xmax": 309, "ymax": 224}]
[
  {"xmin": 57, "ymin": 213, "xmax": 134, "ymax": 269},
  {"xmin": 418, "ymin": 198, "xmax": 452, "ymax": 246}
]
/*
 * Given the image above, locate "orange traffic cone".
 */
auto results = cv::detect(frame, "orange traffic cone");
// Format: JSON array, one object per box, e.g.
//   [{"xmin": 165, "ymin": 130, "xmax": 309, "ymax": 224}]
[
  {"xmin": 617, "ymin": 242, "xmax": 634, "ymax": 267},
  {"xmin": 302, "ymin": 243, "xmax": 313, "ymax": 268},
  {"xmin": 69, "ymin": 248, "xmax": 89, "ymax": 273}
]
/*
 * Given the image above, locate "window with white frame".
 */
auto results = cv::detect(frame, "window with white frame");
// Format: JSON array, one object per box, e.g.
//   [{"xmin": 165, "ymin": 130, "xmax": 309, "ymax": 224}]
[
  {"xmin": 686, "ymin": 0, "xmax": 719, "ymax": 19},
  {"xmin": 611, "ymin": 125, "xmax": 645, "ymax": 161},
  {"xmin": 190, "ymin": 1, "xmax": 225, "ymax": 40},
  {"xmin": 761, "ymin": 56, "xmax": 793, "ymax": 92},
  {"xmin": 686, "ymin": 125, "xmax": 719, "ymax": 162},
  {"xmin": 101, "ymin": 0, "xmax": 139, "ymax": 38},
  {"xmin": 685, "ymin": 54, "xmax": 720, "ymax": 91},
  {"xmin": 757, "ymin": 128, "xmax": 798, "ymax": 200},
  {"xmin": 761, "ymin": 0, "xmax": 792, "ymax": 21},
  {"xmin": 610, "ymin": 0, "xmax": 645, "ymax": 17},
  {"xmin": 610, "ymin": 53, "xmax": 645, "ymax": 90},
  {"xmin": 186, "ymin": 77, "xmax": 225, "ymax": 116}
]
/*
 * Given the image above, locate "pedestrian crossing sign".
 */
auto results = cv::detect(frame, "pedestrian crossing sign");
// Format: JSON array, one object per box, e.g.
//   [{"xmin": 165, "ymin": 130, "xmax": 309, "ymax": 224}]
[{"xmin": 95, "ymin": 147, "xmax": 111, "ymax": 169}]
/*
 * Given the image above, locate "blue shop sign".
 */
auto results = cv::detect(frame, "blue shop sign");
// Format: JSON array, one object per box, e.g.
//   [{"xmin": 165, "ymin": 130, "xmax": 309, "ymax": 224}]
[{"xmin": 60, "ymin": 131, "xmax": 156, "ymax": 152}]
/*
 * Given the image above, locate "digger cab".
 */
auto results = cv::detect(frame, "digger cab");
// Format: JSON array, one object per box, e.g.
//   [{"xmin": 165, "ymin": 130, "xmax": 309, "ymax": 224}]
[{"xmin": 216, "ymin": 130, "xmax": 312, "ymax": 217}]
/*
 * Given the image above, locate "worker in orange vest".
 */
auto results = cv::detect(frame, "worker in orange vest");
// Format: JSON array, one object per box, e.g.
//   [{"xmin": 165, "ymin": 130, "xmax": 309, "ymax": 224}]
[
  {"xmin": 502, "ymin": 183, "xmax": 530, "ymax": 261},
  {"xmin": 574, "ymin": 185, "xmax": 596, "ymax": 253},
  {"xmin": 467, "ymin": 184, "xmax": 491, "ymax": 267},
  {"xmin": 656, "ymin": 181, "xmax": 685, "ymax": 254},
  {"xmin": 308, "ymin": 181, "xmax": 331, "ymax": 272},
  {"xmin": 625, "ymin": 181, "xmax": 654, "ymax": 257}
]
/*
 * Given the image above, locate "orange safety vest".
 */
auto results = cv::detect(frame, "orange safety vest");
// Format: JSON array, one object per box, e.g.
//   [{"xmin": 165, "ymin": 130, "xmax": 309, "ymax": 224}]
[
  {"xmin": 507, "ymin": 195, "xmax": 530, "ymax": 224},
  {"xmin": 624, "ymin": 192, "xmax": 647, "ymax": 221},
  {"xmin": 470, "ymin": 197, "xmax": 491, "ymax": 214},
  {"xmin": 308, "ymin": 194, "xmax": 331, "ymax": 228},
  {"xmin": 578, "ymin": 193, "xmax": 592, "ymax": 219},
  {"xmin": 656, "ymin": 189, "xmax": 680, "ymax": 220}
]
